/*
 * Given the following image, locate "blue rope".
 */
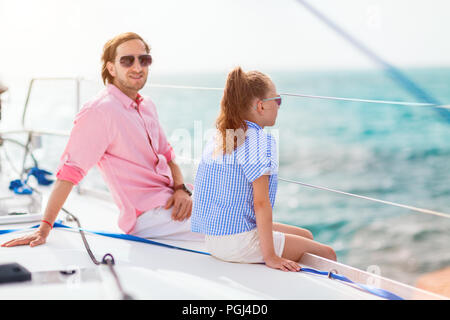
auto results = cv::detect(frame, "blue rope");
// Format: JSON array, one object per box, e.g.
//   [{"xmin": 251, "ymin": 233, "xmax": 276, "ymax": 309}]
[
  {"xmin": 298, "ymin": 267, "xmax": 403, "ymax": 300},
  {"xmin": 8, "ymin": 166, "xmax": 54, "ymax": 195},
  {"xmin": 0, "ymin": 222, "xmax": 210, "ymax": 256},
  {"xmin": 296, "ymin": 0, "xmax": 450, "ymax": 122},
  {"xmin": 28, "ymin": 167, "xmax": 54, "ymax": 186},
  {"xmin": 8, "ymin": 179, "xmax": 32, "ymax": 195}
]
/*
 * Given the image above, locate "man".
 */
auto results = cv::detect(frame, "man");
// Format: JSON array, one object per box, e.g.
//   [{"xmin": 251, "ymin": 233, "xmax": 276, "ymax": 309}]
[{"xmin": 2, "ymin": 32, "xmax": 202, "ymax": 248}]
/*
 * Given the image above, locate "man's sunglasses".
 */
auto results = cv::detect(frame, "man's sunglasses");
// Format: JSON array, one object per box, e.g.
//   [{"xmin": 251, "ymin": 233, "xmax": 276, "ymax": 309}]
[{"xmin": 118, "ymin": 54, "xmax": 152, "ymax": 68}]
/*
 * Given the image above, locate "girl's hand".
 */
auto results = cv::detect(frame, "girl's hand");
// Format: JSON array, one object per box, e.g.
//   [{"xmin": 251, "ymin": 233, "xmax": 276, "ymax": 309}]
[{"xmin": 264, "ymin": 255, "xmax": 300, "ymax": 272}]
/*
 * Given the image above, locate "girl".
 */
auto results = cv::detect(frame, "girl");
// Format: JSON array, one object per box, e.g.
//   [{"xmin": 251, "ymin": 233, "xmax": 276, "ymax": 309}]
[{"xmin": 191, "ymin": 67, "xmax": 336, "ymax": 272}]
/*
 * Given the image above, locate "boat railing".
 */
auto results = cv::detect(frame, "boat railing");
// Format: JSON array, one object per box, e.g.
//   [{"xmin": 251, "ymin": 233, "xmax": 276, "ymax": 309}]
[
  {"xmin": 2, "ymin": 77, "xmax": 111, "ymax": 200},
  {"xmin": 1, "ymin": 76, "xmax": 449, "ymax": 219}
]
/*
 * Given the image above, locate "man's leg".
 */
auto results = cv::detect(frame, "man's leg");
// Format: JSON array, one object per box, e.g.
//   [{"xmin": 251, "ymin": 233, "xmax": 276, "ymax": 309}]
[{"xmin": 130, "ymin": 206, "xmax": 204, "ymax": 241}]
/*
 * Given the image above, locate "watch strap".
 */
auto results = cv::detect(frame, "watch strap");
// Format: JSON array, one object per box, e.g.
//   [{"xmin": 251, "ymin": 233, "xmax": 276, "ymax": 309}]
[{"xmin": 174, "ymin": 184, "xmax": 192, "ymax": 196}]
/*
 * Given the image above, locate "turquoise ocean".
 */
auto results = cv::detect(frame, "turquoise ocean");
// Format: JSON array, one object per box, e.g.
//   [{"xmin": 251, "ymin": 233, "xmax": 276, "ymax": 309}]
[{"xmin": 2, "ymin": 67, "xmax": 450, "ymax": 286}]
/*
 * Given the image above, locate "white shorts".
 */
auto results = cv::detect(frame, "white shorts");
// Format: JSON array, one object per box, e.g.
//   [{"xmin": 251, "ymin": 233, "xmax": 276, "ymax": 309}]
[
  {"xmin": 130, "ymin": 206, "xmax": 204, "ymax": 241},
  {"xmin": 205, "ymin": 229, "xmax": 285, "ymax": 264}
]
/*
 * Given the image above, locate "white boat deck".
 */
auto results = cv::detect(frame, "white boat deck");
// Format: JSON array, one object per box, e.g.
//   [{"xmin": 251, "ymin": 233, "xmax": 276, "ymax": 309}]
[{"xmin": 0, "ymin": 183, "xmax": 445, "ymax": 300}]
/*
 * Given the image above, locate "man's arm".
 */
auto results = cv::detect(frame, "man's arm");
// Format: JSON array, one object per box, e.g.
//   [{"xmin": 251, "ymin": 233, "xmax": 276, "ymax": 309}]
[
  {"xmin": 1, "ymin": 179, "xmax": 74, "ymax": 247},
  {"xmin": 168, "ymin": 159, "xmax": 184, "ymax": 186},
  {"xmin": 164, "ymin": 160, "xmax": 192, "ymax": 221}
]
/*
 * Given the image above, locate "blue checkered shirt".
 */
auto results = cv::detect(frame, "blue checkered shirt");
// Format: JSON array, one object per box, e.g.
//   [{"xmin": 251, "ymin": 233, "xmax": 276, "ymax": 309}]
[{"xmin": 191, "ymin": 120, "xmax": 278, "ymax": 235}]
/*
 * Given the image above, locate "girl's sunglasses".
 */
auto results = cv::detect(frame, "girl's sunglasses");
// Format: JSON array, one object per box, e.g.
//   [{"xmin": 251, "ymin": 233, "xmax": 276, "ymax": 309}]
[
  {"xmin": 254, "ymin": 96, "xmax": 282, "ymax": 109},
  {"xmin": 262, "ymin": 96, "xmax": 282, "ymax": 106},
  {"xmin": 118, "ymin": 54, "xmax": 152, "ymax": 68}
]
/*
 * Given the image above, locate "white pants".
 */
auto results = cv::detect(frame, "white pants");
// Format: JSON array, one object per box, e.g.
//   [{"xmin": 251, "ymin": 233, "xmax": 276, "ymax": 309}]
[{"xmin": 130, "ymin": 206, "xmax": 204, "ymax": 241}]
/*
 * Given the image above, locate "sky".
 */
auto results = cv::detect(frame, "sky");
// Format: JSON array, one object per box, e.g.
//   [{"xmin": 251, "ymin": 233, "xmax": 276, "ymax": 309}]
[{"xmin": 1, "ymin": 0, "xmax": 450, "ymax": 83}]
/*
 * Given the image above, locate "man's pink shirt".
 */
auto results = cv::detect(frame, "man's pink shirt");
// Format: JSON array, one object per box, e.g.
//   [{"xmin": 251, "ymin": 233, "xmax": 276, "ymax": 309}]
[{"xmin": 56, "ymin": 84, "xmax": 176, "ymax": 233}]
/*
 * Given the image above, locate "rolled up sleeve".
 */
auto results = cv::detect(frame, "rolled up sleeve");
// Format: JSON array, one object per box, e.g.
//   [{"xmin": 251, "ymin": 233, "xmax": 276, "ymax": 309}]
[
  {"xmin": 162, "ymin": 142, "xmax": 175, "ymax": 163},
  {"xmin": 56, "ymin": 106, "xmax": 112, "ymax": 185}
]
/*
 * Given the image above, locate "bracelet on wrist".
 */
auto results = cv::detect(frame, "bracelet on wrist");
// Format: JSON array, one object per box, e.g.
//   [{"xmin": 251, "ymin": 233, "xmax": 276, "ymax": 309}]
[{"xmin": 41, "ymin": 220, "xmax": 53, "ymax": 229}]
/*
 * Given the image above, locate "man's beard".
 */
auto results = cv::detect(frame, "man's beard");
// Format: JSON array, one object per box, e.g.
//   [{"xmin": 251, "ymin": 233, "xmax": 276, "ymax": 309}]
[{"xmin": 118, "ymin": 74, "xmax": 147, "ymax": 91}]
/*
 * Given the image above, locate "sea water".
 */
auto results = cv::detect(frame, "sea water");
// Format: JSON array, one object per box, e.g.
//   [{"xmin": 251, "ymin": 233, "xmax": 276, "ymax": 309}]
[{"xmin": 1, "ymin": 67, "xmax": 449, "ymax": 286}]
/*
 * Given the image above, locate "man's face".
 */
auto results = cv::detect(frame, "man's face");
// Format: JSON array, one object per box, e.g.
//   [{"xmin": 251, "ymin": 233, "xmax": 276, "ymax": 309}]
[{"xmin": 107, "ymin": 39, "xmax": 149, "ymax": 94}]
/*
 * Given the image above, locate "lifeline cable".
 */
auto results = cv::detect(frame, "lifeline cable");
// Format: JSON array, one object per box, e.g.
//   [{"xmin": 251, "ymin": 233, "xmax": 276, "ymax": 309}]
[
  {"xmin": 147, "ymin": 83, "xmax": 450, "ymax": 110},
  {"xmin": 60, "ymin": 207, "xmax": 133, "ymax": 300},
  {"xmin": 278, "ymin": 177, "xmax": 450, "ymax": 219},
  {"xmin": 151, "ymin": 151, "xmax": 450, "ymax": 220}
]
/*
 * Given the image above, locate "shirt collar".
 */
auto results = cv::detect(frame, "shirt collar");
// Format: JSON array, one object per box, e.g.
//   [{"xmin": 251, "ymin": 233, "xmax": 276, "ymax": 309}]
[
  {"xmin": 135, "ymin": 93, "xmax": 144, "ymax": 107},
  {"xmin": 107, "ymin": 84, "xmax": 143, "ymax": 109},
  {"xmin": 245, "ymin": 120, "xmax": 263, "ymax": 130}
]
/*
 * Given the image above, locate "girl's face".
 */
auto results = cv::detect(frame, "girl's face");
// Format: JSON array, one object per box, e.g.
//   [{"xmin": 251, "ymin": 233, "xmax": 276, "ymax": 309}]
[{"xmin": 259, "ymin": 82, "xmax": 281, "ymax": 127}]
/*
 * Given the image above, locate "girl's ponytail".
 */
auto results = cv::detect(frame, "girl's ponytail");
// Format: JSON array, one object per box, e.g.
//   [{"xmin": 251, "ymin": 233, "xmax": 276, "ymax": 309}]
[{"xmin": 216, "ymin": 67, "xmax": 271, "ymax": 154}]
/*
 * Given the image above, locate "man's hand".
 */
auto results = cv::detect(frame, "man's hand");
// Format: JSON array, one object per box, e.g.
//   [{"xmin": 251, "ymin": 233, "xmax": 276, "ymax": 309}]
[
  {"xmin": 164, "ymin": 189, "xmax": 192, "ymax": 221},
  {"xmin": 1, "ymin": 179, "xmax": 74, "ymax": 248},
  {"xmin": 1, "ymin": 226, "xmax": 51, "ymax": 248}
]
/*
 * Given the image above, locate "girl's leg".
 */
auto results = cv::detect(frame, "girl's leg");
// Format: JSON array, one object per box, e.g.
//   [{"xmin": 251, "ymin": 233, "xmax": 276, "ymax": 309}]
[
  {"xmin": 273, "ymin": 222, "xmax": 314, "ymax": 240},
  {"xmin": 282, "ymin": 233, "xmax": 337, "ymax": 262}
]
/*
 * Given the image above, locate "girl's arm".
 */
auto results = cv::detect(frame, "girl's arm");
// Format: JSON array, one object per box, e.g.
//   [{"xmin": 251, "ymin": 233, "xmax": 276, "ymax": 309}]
[
  {"xmin": 252, "ymin": 175, "xmax": 300, "ymax": 272},
  {"xmin": 253, "ymin": 175, "xmax": 276, "ymax": 260}
]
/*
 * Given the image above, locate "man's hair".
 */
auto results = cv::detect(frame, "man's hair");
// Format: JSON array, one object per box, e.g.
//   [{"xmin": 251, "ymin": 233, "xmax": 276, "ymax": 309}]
[{"xmin": 101, "ymin": 32, "xmax": 151, "ymax": 85}]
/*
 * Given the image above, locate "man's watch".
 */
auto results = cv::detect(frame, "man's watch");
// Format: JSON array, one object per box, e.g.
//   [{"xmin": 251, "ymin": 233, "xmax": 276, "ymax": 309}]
[{"xmin": 173, "ymin": 183, "xmax": 193, "ymax": 197}]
